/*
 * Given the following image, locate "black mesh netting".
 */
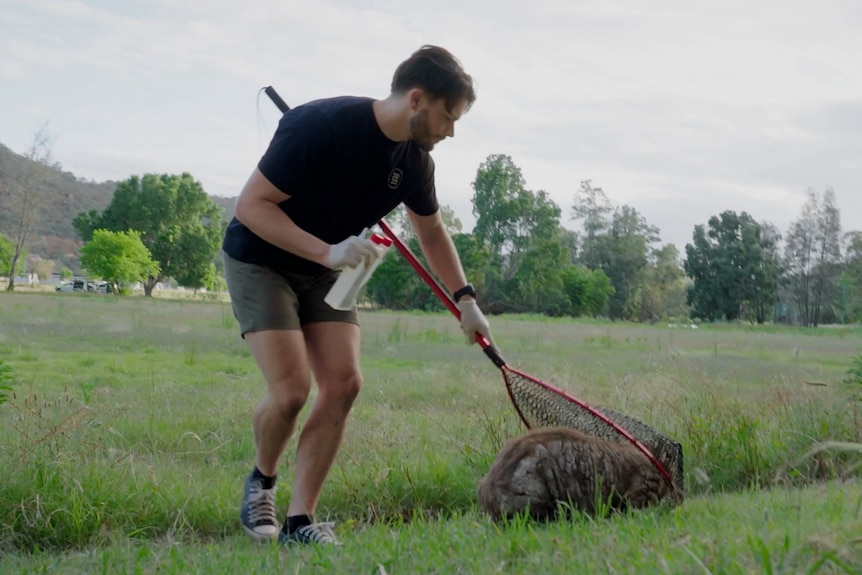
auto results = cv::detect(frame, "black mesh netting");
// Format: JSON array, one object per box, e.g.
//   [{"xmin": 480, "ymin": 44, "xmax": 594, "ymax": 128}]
[{"xmin": 504, "ymin": 368, "xmax": 685, "ymax": 492}]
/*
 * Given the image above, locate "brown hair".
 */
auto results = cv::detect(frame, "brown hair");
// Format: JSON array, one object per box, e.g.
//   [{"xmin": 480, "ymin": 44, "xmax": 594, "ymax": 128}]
[{"xmin": 391, "ymin": 45, "xmax": 476, "ymax": 113}]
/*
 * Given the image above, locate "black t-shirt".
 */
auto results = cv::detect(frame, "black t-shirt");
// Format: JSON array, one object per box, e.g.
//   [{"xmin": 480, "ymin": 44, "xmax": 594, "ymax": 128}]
[{"xmin": 222, "ymin": 96, "xmax": 438, "ymax": 274}]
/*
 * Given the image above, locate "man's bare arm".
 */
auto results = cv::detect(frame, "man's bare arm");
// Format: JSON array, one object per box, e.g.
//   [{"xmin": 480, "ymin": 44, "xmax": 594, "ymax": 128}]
[{"xmin": 408, "ymin": 208, "xmax": 472, "ymax": 298}]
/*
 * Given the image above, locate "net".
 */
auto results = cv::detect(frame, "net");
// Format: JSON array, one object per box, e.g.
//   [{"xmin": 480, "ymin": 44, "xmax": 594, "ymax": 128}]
[
  {"xmin": 503, "ymin": 366, "xmax": 685, "ymax": 493},
  {"xmin": 369, "ymin": 218, "xmax": 685, "ymax": 493}
]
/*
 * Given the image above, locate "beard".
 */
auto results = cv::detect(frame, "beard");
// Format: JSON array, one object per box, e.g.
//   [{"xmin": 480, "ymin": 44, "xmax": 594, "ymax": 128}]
[{"xmin": 409, "ymin": 109, "xmax": 438, "ymax": 152}]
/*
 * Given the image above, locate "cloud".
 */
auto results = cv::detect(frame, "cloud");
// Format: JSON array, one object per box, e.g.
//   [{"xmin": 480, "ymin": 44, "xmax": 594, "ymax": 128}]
[{"xmin": 1, "ymin": 0, "xmax": 860, "ymax": 251}]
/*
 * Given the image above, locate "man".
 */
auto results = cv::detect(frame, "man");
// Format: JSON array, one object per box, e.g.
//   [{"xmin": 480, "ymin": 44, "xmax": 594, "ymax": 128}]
[{"xmin": 222, "ymin": 45, "xmax": 493, "ymax": 546}]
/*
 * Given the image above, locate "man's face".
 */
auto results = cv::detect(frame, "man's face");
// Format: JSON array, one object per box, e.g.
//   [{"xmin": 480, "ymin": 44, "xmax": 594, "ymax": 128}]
[{"xmin": 409, "ymin": 95, "xmax": 467, "ymax": 152}]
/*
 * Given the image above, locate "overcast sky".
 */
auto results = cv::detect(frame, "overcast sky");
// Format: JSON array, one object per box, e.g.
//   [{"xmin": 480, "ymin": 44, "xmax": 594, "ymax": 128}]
[{"xmin": 1, "ymin": 0, "xmax": 859, "ymax": 251}]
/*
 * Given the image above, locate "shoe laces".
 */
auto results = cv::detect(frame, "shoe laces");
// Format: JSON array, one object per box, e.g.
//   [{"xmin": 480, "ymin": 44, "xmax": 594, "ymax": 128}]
[
  {"xmin": 247, "ymin": 484, "xmax": 277, "ymax": 523},
  {"xmin": 297, "ymin": 522, "xmax": 338, "ymax": 544}
]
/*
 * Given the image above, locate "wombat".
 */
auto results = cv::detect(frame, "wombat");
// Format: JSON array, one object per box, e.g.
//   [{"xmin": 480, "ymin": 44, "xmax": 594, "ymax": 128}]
[{"xmin": 477, "ymin": 427, "xmax": 682, "ymax": 521}]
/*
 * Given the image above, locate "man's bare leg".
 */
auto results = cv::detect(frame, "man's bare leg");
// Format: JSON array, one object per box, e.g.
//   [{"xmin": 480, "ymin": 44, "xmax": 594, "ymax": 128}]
[
  {"xmin": 287, "ymin": 321, "xmax": 362, "ymax": 518},
  {"xmin": 245, "ymin": 330, "xmax": 310, "ymax": 476},
  {"xmin": 239, "ymin": 329, "xmax": 310, "ymax": 541},
  {"xmin": 244, "ymin": 329, "xmax": 312, "ymax": 476}
]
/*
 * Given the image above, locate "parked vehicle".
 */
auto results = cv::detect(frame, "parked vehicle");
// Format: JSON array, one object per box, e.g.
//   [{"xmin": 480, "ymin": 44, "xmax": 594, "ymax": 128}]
[{"xmin": 55, "ymin": 279, "xmax": 87, "ymax": 292}]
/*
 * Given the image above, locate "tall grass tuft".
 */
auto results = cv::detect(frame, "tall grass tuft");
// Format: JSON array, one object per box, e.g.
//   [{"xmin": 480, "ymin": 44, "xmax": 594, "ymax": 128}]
[
  {"xmin": 845, "ymin": 354, "xmax": 862, "ymax": 388},
  {"xmin": 0, "ymin": 360, "xmax": 13, "ymax": 406},
  {"xmin": 678, "ymin": 383, "xmax": 861, "ymax": 491}
]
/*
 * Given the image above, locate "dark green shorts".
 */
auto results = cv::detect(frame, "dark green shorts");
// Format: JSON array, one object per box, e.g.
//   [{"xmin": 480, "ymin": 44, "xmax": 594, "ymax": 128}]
[{"xmin": 222, "ymin": 252, "xmax": 358, "ymax": 336}]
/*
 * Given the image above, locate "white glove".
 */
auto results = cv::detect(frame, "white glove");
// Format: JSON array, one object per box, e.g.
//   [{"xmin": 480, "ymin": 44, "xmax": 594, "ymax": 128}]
[
  {"xmin": 457, "ymin": 299, "xmax": 492, "ymax": 345},
  {"xmin": 327, "ymin": 234, "xmax": 382, "ymax": 269}
]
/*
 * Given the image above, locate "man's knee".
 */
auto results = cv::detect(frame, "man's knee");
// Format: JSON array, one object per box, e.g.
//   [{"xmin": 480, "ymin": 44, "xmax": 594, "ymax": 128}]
[
  {"xmin": 321, "ymin": 371, "xmax": 363, "ymax": 409},
  {"xmin": 267, "ymin": 377, "xmax": 311, "ymax": 421}
]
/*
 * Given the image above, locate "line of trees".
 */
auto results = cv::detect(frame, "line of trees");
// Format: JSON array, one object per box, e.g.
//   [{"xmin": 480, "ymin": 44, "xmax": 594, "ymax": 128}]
[
  {"xmin": 368, "ymin": 154, "xmax": 688, "ymax": 322},
  {"xmin": 368, "ymin": 154, "xmax": 859, "ymax": 326},
  {"xmin": 1, "ymin": 165, "xmax": 226, "ymax": 297},
  {"xmin": 1, "ymin": 128, "xmax": 227, "ymax": 295},
  {"xmin": 2, "ymin": 132, "xmax": 858, "ymax": 325},
  {"xmin": 683, "ymin": 188, "xmax": 858, "ymax": 326}
]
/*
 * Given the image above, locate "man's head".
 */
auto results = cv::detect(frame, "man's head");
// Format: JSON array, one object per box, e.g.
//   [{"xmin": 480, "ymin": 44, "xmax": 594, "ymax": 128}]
[{"xmin": 391, "ymin": 45, "xmax": 476, "ymax": 151}]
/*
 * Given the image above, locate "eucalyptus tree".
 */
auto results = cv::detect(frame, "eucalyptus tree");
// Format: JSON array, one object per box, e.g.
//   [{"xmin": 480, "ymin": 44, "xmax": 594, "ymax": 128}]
[
  {"xmin": 684, "ymin": 211, "xmax": 781, "ymax": 323},
  {"xmin": 784, "ymin": 188, "xmax": 842, "ymax": 326}
]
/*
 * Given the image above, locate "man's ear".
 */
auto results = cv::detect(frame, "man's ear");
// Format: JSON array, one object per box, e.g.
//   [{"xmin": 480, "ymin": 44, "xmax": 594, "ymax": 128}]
[{"xmin": 408, "ymin": 88, "xmax": 425, "ymax": 111}]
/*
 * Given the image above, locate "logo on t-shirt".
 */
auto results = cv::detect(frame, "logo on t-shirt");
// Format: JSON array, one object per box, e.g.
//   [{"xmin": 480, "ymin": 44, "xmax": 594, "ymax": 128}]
[{"xmin": 387, "ymin": 169, "xmax": 403, "ymax": 190}]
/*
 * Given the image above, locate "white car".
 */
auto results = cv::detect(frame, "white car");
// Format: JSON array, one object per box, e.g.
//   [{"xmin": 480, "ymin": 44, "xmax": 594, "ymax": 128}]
[{"xmin": 56, "ymin": 279, "xmax": 87, "ymax": 292}]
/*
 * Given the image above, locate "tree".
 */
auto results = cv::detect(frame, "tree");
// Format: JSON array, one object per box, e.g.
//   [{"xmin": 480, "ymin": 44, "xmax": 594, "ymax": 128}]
[
  {"xmin": 570, "ymin": 180, "xmax": 611, "ymax": 269},
  {"xmin": 80, "ymin": 229, "xmax": 159, "ymax": 295},
  {"xmin": 845, "ymin": 232, "xmax": 862, "ymax": 286},
  {"xmin": 503, "ymin": 237, "xmax": 570, "ymax": 315},
  {"xmin": 472, "ymin": 154, "xmax": 531, "ymax": 261},
  {"xmin": 72, "ymin": 209, "xmax": 101, "ymax": 242},
  {"xmin": 571, "ymin": 181, "xmax": 667, "ymax": 321},
  {"xmin": 364, "ymin": 230, "xmax": 491, "ymax": 312},
  {"xmin": 0, "ymin": 232, "xmax": 14, "ymax": 277},
  {"xmin": 684, "ymin": 211, "xmax": 781, "ymax": 323},
  {"xmin": 747, "ymin": 222, "xmax": 784, "ymax": 324},
  {"xmin": 176, "ymin": 261, "xmax": 223, "ymax": 295},
  {"xmin": 30, "ymin": 256, "xmax": 55, "ymax": 281},
  {"xmin": 204, "ymin": 265, "xmax": 227, "ymax": 293},
  {"xmin": 5, "ymin": 125, "xmax": 54, "ymax": 291},
  {"xmin": 384, "ymin": 205, "xmax": 416, "ymax": 241},
  {"xmin": 450, "ymin": 232, "xmax": 491, "ymax": 299},
  {"xmin": 812, "ymin": 188, "xmax": 842, "ymax": 324},
  {"xmin": 365, "ymin": 243, "xmax": 417, "ymax": 310},
  {"xmin": 365, "ymin": 235, "xmax": 440, "ymax": 311},
  {"xmin": 784, "ymin": 188, "xmax": 842, "ymax": 326},
  {"xmin": 78, "ymin": 173, "xmax": 224, "ymax": 296},
  {"xmin": 561, "ymin": 265, "xmax": 614, "ymax": 317},
  {"xmin": 836, "ymin": 231, "xmax": 862, "ymax": 323},
  {"xmin": 584, "ymin": 268, "xmax": 615, "ymax": 316},
  {"xmin": 439, "ymin": 205, "xmax": 463, "ymax": 235},
  {"xmin": 172, "ymin": 229, "xmax": 222, "ymax": 292},
  {"xmin": 635, "ymin": 244, "xmax": 689, "ymax": 323},
  {"xmin": 594, "ymin": 205, "xmax": 660, "ymax": 320},
  {"xmin": 784, "ymin": 196, "xmax": 816, "ymax": 325},
  {"xmin": 384, "ymin": 203, "xmax": 463, "ymax": 242},
  {"xmin": 471, "ymin": 154, "xmax": 567, "ymax": 314},
  {"xmin": 357, "ymin": 202, "xmax": 473, "ymax": 311}
]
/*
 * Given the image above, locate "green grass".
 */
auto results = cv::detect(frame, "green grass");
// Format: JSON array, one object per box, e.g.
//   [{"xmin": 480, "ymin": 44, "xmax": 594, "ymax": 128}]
[{"xmin": 1, "ymin": 291, "xmax": 861, "ymax": 574}]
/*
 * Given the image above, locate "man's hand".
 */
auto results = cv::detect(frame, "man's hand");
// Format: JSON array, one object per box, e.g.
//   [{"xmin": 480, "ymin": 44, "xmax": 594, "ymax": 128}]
[
  {"xmin": 327, "ymin": 234, "xmax": 382, "ymax": 269},
  {"xmin": 457, "ymin": 299, "xmax": 492, "ymax": 345}
]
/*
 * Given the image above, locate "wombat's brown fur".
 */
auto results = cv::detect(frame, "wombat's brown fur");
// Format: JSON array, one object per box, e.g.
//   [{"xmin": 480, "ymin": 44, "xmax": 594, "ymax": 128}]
[{"xmin": 477, "ymin": 427, "xmax": 682, "ymax": 521}]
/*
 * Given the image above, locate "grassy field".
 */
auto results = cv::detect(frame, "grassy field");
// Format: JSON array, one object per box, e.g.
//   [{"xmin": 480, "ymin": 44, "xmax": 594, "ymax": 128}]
[{"xmin": 0, "ymin": 291, "xmax": 861, "ymax": 574}]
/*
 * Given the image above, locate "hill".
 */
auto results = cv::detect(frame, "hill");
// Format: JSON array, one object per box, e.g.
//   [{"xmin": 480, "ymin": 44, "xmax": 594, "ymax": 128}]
[{"xmin": 0, "ymin": 142, "xmax": 236, "ymax": 267}]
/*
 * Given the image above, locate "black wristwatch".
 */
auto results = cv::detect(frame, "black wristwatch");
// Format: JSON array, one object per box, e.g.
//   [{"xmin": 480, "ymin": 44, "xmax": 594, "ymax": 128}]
[{"xmin": 453, "ymin": 284, "xmax": 476, "ymax": 303}]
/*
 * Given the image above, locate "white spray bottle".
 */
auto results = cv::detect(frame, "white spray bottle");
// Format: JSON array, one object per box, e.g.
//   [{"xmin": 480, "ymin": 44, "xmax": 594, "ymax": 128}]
[{"xmin": 324, "ymin": 232, "xmax": 393, "ymax": 311}]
